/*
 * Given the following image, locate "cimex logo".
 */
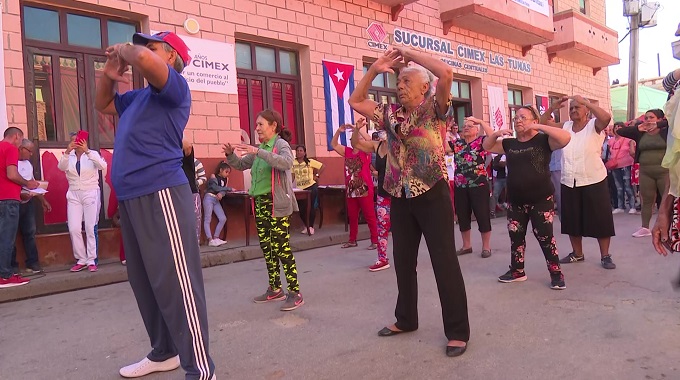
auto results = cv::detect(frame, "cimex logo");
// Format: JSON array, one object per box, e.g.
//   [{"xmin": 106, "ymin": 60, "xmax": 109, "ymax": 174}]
[{"xmin": 366, "ymin": 22, "xmax": 388, "ymax": 51}]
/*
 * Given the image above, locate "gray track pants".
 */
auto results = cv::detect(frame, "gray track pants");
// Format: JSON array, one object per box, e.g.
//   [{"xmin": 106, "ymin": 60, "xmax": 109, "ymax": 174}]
[{"xmin": 120, "ymin": 184, "xmax": 215, "ymax": 380}]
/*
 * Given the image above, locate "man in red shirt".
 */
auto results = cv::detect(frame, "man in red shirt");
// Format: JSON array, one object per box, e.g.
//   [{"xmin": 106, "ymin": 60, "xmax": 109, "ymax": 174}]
[{"xmin": 0, "ymin": 127, "xmax": 39, "ymax": 288}]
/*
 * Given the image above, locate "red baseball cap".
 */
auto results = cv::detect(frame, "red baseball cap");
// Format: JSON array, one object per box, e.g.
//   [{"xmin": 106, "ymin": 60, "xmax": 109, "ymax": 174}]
[{"xmin": 133, "ymin": 31, "xmax": 191, "ymax": 66}]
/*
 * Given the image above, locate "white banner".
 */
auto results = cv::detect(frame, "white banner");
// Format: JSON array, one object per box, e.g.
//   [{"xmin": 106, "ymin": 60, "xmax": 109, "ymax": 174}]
[
  {"xmin": 511, "ymin": 0, "xmax": 550, "ymax": 16},
  {"xmin": 488, "ymin": 85, "xmax": 506, "ymax": 131},
  {"xmin": 152, "ymin": 31, "xmax": 237, "ymax": 94},
  {"xmin": 0, "ymin": 1, "xmax": 9, "ymax": 135}
]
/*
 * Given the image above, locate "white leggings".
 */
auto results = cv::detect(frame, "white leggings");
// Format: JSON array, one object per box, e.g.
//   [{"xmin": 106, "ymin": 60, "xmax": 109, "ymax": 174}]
[{"xmin": 67, "ymin": 189, "xmax": 100, "ymax": 265}]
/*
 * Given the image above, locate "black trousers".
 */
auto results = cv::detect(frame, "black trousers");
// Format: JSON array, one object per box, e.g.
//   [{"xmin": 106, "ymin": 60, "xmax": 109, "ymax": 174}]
[
  {"xmin": 391, "ymin": 179, "xmax": 470, "ymax": 342},
  {"xmin": 120, "ymin": 184, "xmax": 215, "ymax": 380},
  {"xmin": 297, "ymin": 183, "xmax": 318, "ymax": 228}
]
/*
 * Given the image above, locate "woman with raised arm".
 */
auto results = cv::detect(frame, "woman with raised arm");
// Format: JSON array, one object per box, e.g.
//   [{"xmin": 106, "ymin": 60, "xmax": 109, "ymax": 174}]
[
  {"xmin": 223, "ymin": 109, "xmax": 304, "ymax": 312},
  {"xmin": 540, "ymin": 95, "xmax": 617, "ymax": 269},
  {"xmin": 348, "ymin": 48, "xmax": 469, "ymax": 357},
  {"xmin": 351, "ymin": 119, "xmax": 391, "ymax": 272},
  {"xmin": 451, "ymin": 116, "xmax": 495, "ymax": 258},
  {"xmin": 483, "ymin": 106, "xmax": 571, "ymax": 289}
]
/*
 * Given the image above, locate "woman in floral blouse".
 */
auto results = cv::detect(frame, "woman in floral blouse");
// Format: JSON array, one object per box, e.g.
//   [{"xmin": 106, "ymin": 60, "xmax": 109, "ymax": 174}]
[
  {"xmin": 452, "ymin": 116, "xmax": 494, "ymax": 258},
  {"xmin": 349, "ymin": 47, "xmax": 469, "ymax": 357}
]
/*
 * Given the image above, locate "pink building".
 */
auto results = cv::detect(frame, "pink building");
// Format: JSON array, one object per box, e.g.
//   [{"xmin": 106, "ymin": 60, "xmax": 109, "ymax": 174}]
[{"xmin": 1, "ymin": 0, "xmax": 618, "ymax": 266}]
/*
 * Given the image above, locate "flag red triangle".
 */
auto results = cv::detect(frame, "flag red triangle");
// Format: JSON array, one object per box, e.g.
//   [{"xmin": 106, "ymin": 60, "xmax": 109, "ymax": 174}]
[{"xmin": 323, "ymin": 60, "xmax": 353, "ymax": 97}]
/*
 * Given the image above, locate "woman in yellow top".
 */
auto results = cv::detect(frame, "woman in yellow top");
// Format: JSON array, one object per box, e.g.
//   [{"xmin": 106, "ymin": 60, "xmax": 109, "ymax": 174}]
[{"xmin": 292, "ymin": 145, "xmax": 325, "ymax": 235}]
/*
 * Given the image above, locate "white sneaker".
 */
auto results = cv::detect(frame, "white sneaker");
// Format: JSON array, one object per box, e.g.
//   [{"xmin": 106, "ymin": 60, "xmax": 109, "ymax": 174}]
[
  {"xmin": 612, "ymin": 208, "xmax": 625, "ymax": 214},
  {"xmin": 632, "ymin": 227, "xmax": 652, "ymax": 238},
  {"xmin": 119, "ymin": 356, "xmax": 180, "ymax": 378},
  {"xmin": 628, "ymin": 208, "xmax": 637, "ymax": 215},
  {"xmin": 212, "ymin": 238, "xmax": 227, "ymax": 246},
  {"xmin": 300, "ymin": 228, "xmax": 308, "ymax": 234},
  {"xmin": 208, "ymin": 239, "xmax": 220, "ymax": 247}
]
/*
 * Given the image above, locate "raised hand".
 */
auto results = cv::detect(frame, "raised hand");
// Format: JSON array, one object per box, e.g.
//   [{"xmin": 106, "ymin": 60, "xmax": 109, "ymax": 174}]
[
  {"xmin": 76, "ymin": 139, "xmax": 89, "ymax": 152},
  {"xmin": 338, "ymin": 124, "xmax": 353, "ymax": 133},
  {"xmin": 103, "ymin": 45, "xmax": 130, "ymax": 83},
  {"xmin": 493, "ymin": 129, "xmax": 514, "ymax": 138},
  {"xmin": 355, "ymin": 118, "xmax": 367, "ymax": 130},
  {"xmin": 233, "ymin": 144, "xmax": 259, "ymax": 155},
  {"xmin": 465, "ymin": 116, "xmax": 484, "ymax": 125},
  {"xmin": 370, "ymin": 49, "xmax": 403, "ymax": 74},
  {"xmin": 222, "ymin": 143, "xmax": 235, "ymax": 156},
  {"xmin": 550, "ymin": 96, "xmax": 569, "ymax": 109},
  {"xmin": 569, "ymin": 95, "xmax": 589, "ymax": 105}
]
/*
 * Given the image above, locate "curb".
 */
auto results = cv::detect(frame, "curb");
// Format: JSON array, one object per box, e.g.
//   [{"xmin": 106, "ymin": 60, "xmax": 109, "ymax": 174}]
[{"xmin": 0, "ymin": 229, "xmax": 369, "ymax": 304}]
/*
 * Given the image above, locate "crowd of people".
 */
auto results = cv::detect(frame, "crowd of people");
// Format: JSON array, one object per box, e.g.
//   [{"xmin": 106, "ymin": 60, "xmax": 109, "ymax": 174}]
[{"xmin": 0, "ymin": 31, "xmax": 678, "ymax": 380}]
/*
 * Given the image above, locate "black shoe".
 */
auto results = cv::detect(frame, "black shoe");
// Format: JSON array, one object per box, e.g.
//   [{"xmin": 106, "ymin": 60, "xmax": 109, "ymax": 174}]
[
  {"xmin": 377, "ymin": 327, "xmax": 413, "ymax": 337},
  {"xmin": 481, "ymin": 249, "xmax": 492, "ymax": 258},
  {"xmin": 601, "ymin": 255, "xmax": 616, "ymax": 269},
  {"xmin": 559, "ymin": 252, "xmax": 584, "ymax": 264},
  {"xmin": 550, "ymin": 273, "xmax": 566, "ymax": 290},
  {"xmin": 25, "ymin": 263, "xmax": 43, "ymax": 274},
  {"xmin": 498, "ymin": 267, "xmax": 527, "ymax": 283},
  {"xmin": 446, "ymin": 344, "xmax": 467, "ymax": 357}
]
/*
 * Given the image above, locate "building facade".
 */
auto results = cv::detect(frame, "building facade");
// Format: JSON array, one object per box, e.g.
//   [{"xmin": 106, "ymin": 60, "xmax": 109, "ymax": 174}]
[{"xmin": 1, "ymin": 0, "xmax": 618, "ymax": 265}]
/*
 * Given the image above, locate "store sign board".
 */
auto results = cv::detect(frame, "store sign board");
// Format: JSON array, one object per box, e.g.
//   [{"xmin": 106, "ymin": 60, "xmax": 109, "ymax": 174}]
[
  {"xmin": 366, "ymin": 22, "xmax": 389, "ymax": 51},
  {"xmin": 391, "ymin": 27, "xmax": 532, "ymax": 75},
  {"xmin": 152, "ymin": 31, "xmax": 237, "ymax": 94},
  {"xmin": 511, "ymin": 0, "xmax": 550, "ymax": 17}
]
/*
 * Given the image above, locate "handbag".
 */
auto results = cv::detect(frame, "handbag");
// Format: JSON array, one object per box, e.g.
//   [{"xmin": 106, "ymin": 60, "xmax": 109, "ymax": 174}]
[{"xmin": 669, "ymin": 197, "xmax": 680, "ymax": 252}]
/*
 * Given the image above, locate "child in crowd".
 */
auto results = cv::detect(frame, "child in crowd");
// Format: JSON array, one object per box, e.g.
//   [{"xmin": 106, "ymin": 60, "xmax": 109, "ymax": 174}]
[{"xmin": 203, "ymin": 162, "xmax": 234, "ymax": 247}]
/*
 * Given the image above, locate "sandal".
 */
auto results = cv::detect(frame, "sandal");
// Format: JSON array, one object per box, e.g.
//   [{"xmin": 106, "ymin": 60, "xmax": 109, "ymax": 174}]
[
  {"xmin": 341, "ymin": 241, "xmax": 358, "ymax": 248},
  {"xmin": 367, "ymin": 243, "xmax": 377, "ymax": 250}
]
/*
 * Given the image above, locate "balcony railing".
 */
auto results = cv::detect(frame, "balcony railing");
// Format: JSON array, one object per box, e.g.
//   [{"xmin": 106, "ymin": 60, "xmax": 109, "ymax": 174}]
[
  {"xmin": 546, "ymin": 9, "xmax": 619, "ymax": 74},
  {"xmin": 439, "ymin": 0, "xmax": 554, "ymax": 54}
]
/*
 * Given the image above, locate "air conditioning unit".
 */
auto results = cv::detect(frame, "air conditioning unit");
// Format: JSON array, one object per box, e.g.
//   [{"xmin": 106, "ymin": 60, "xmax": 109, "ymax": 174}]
[
  {"xmin": 672, "ymin": 40, "xmax": 680, "ymax": 60},
  {"xmin": 640, "ymin": 2, "xmax": 660, "ymax": 27}
]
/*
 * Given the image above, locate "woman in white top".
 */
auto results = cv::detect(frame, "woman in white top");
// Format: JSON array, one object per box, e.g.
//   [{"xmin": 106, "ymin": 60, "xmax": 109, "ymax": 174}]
[
  {"xmin": 540, "ymin": 95, "xmax": 617, "ymax": 270},
  {"xmin": 58, "ymin": 133, "xmax": 107, "ymax": 272}
]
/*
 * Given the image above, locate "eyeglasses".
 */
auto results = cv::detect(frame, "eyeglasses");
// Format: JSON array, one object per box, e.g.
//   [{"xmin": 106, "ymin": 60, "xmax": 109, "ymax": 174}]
[
  {"xmin": 21, "ymin": 147, "xmax": 33, "ymax": 154},
  {"xmin": 513, "ymin": 115, "xmax": 535, "ymax": 122}
]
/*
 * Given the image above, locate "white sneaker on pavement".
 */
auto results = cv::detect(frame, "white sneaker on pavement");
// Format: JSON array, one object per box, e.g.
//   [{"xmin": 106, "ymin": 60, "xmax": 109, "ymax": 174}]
[
  {"xmin": 632, "ymin": 227, "xmax": 652, "ymax": 238},
  {"xmin": 208, "ymin": 239, "xmax": 220, "ymax": 247},
  {"xmin": 612, "ymin": 208, "xmax": 624, "ymax": 214},
  {"xmin": 215, "ymin": 238, "xmax": 227, "ymax": 246},
  {"xmin": 628, "ymin": 208, "xmax": 638, "ymax": 215},
  {"xmin": 119, "ymin": 356, "xmax": 180, "ymax": 378}
]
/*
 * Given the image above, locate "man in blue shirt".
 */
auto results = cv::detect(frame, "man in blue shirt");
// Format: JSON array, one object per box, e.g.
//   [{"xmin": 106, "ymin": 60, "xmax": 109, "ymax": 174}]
[{"xmin": 95, "ymin": 31, "xmax": 215, "ymax": 380}]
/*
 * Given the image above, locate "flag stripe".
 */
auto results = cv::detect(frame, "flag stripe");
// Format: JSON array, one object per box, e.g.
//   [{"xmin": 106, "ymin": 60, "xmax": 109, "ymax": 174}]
[{"xmin": 323, "ymin": 60, "xmax": 355, "ymax": 151}]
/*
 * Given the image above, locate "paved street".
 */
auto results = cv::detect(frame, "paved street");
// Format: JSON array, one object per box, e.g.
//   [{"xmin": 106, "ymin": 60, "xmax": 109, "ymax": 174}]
[{"xmin": 1, "ymin": 213, "xmax": 679, "ymax": 380}]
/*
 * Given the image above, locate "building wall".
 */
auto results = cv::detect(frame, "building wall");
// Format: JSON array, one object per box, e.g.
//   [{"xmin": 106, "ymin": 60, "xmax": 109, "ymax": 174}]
[
  {"xmin": 4, "ymin": 0, "xmax": 613, "ymax": 159},
  {"xmin": 2, "ymin": 0, "xmax": 615, "ymax": 265}
]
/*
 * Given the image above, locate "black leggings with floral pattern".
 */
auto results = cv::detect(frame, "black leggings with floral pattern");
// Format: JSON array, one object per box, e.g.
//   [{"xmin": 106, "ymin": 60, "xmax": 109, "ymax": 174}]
[{"xmin": 507, "ymin": 196, "xmax": 561, "ymax": 276}]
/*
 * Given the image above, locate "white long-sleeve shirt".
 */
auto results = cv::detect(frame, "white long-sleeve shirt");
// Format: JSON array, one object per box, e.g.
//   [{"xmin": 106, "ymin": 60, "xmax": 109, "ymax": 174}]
[{"xmin": 58, "ymin": 150, "xmax": 107, "ymax": 191}]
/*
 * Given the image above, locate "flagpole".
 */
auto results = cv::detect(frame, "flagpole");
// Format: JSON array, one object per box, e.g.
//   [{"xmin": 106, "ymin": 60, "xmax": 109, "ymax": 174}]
[{"xmin": 0, "ymin": 1, "xmax": 9, "ymax": 135}]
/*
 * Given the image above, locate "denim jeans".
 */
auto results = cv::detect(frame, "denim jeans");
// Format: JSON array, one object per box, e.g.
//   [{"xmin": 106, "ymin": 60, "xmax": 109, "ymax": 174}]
[
  {"xmin": 11, "ymin": 199, "xmax": 39, "ymax": 268},
  {"xmin": 491, "ymin": 178, "xmax": 506, "ymax": 211},
  {"xmin": 0, "ymin": 200, "xmax": 21, "ymax": 279},
  {"xmin": 612, "ymin": 166, "xmax": 636, "ymax": 210}
]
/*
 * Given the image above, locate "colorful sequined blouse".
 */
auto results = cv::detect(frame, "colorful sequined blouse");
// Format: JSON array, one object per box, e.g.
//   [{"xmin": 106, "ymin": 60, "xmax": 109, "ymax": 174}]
[{"xmin": 372, "ymin": 95, "xmax": 449, "ymax": 198}]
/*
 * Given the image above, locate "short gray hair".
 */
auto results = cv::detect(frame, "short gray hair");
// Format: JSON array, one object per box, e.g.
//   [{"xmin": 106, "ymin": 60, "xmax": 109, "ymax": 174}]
[
  {"xmin": 21, "ymin": 138, "xmax": 33, "ymax": 148},
  {"xmin": 162, "ymin": 42, "xmax": 185, "ymax": 73},
  {"xmin": 400, "ymin": 66, "xmax": 435, "ymax": 98}
]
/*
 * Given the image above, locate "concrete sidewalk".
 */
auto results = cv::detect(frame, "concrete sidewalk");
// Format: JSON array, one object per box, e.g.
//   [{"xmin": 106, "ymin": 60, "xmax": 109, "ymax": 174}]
[{"xmin": 0, "ymin": 224, "xmax": 369, "ymax": 303}]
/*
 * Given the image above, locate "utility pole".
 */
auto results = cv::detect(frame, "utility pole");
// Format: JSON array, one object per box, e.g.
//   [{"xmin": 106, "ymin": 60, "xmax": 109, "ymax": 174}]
[{"xmin": 626, "ymin": 2, "xmax": 640, "ymax": 121}]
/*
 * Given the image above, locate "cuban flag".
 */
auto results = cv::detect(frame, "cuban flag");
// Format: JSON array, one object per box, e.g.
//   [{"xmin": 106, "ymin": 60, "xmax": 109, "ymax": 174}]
[{"xmin": 323, "ymin": 60, "xmax": 355, "ymax": 150}]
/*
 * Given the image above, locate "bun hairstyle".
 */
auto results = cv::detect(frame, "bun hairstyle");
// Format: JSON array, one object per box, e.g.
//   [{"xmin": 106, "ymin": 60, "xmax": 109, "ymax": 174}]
[
  {"xmin": 279, "ymin": 128, "xmax": 292, "ymax": 143},
  {"xmin": 257, "ymin": 109, "xmax": 284, "ymax": 133},
  {"xmin": 214, "ymin": 161, "xmax": 231, "ymax": 177}
]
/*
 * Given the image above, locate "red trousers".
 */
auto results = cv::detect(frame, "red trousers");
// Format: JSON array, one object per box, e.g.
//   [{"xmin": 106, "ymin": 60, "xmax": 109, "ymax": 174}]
[{"xmin": 347, "ymin": 191, "xmax": 378, "ymax": 243}]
